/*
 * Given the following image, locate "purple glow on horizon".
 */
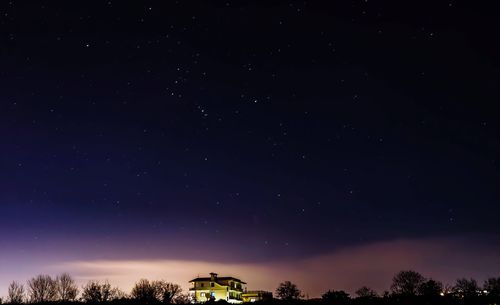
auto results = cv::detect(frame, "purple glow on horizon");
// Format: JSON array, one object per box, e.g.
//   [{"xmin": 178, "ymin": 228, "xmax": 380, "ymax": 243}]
[{"xmin": 2, "ymin": 237, "xmax": 499, "ymax": 298}]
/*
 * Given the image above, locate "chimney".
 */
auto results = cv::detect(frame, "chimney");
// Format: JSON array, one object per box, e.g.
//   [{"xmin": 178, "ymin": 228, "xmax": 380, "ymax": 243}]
[{"xmin": 210, "ymin": 272, "xmax": 218, "ymax": 281}]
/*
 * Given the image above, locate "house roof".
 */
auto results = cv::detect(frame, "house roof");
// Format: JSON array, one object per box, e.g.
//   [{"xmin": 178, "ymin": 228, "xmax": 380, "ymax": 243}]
[{"xmin": 189, "ymin": 276, "xmax": 247, "ymax": 284}]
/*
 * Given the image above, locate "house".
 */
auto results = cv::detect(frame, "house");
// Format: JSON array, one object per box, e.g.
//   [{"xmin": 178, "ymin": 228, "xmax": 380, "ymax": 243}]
[
  {"xmin": 189, "ymin": 273, "xmax": 246, "ymax": 303},
  {"xmin": 241, "ymin": 291, "xmax": 273, "ymax": 303}
]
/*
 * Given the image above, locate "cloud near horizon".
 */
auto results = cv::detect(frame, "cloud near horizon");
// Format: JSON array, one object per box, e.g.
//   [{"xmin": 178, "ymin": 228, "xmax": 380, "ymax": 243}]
[{"xmin": 2, "ymin": 237, "xmax": 500, "ymax": 298}]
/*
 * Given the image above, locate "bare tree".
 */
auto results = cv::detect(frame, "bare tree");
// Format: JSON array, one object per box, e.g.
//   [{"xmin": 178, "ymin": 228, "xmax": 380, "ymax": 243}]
[
  {"xmin": 100, "ymin": 281, "xmax": 113, "ymax": 302},
  {"xmin": 355, "ymin": 286, "xmax": 378, "ymax": 298},
  {"xmin": 322, "ymin": 290, "xmax": 350, "ymax": 304},
  {"xmin": 390, "ymin": 270, "xmax": 425, "ymax": 296},
  {"xmin": 276, "ymin": 281, "xmax": 301, "ymax": 301},
  {"xmin": 156, "ymin": 281, "xmax": 182, "ymax": 304},
  {"xmin": 131, "ymin": 279, "xmax": 159, "ymax": 303},
  {"xmin": 484, "ymin": 277, "xmax": 500, "ymax": 298},
  {"xmin": 81, "ymin": 281, "xmax": 102, "ymax": 303},
  {"xmin": 130, "ymin": 279, "xmax": 182, "ymax": 304},
  {"xmin": 109, "ymin": 287, "xmax": 127, "ymax": 300},
  {"xmin": 82, "ymin": 281, "xmax": 122, "ymax": 303},
  {"xmin": 418, "ymin": 279, "xmax": 443, "ymax": 297},
  {"xmin": 171, "ymin": 293, "xmax": 190, "ymax": 305},
  {"xmin": 27, "ymin": 275, "xmax": 57, "ymax": 303},
  {"xmin": 56, "ymin": 273, "xmax": 79, "ymax": 301},
  {"xmin": 8, "ymin": 281, "xmax": 25, "ymax": 304},
  {"xmin": 453, "ymin": 278, "xmax": 479, "ymax": 299}
]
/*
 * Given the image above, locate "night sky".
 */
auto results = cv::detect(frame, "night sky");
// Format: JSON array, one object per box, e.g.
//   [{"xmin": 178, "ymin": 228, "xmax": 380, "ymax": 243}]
[{"xmin": 1, "ymin": 0, "xmax": 500, "ymax": 297}]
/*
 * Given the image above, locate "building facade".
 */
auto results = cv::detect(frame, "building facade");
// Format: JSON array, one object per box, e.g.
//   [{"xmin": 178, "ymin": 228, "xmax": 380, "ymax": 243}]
[{"xmin": 189, "ymin": 273, "xmax": 246, "ymax": 304}]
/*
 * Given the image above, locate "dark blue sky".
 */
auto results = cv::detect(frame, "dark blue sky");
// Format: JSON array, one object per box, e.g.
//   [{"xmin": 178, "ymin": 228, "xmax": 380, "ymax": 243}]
[{"xmin": 1, "ymin": 1, "xmax": 500, "ymax": 290}]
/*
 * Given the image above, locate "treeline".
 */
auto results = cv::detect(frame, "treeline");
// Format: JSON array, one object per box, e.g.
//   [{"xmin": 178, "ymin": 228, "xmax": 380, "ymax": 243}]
[
  {"xmin": 0, "ymin": 274, "xmax": 186, "ymax": 304},
  {"xmin": 1, "ymin": 270, "xmax": 500, "ymax": 305},
  {"xmin": 276, "ymin": 270, "xmax": 500, "ymax": 305}
]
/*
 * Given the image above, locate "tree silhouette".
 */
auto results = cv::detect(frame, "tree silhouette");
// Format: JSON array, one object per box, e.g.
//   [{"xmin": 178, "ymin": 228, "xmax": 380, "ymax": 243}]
[
  {"xmin": 7, "ymin": 281, "xmax": 25, "ymax": 304},
  {"xmin": 82, "ymin": 280, "xmax": 123, "ymax": 303},
  {"xmin": 484, "ymin": 277, "xmax": 500, "ymax": 299},
  {"xmin": 171, "ymin": 293, "xmax": 190, "ymax": 305},
  {"xmin": 56, "ymin": 273, "xmax": 79, "ymax": 301},
  {"xmin": 130, "ymin": 279, "xmax": 182, "ymax": 303},
  {"xmin": 355, "ymin": 286, "xmax": 377, "ymax": 299},
  {"xmin": 82, "ymin": 281, "xmax": 105, "ymax": 303},
  {"xmin": 453, "ymin": 278, "xmax": 479, "ymax": 299},
  {"xmin": 390, "ymin": 270, "xmax": 425, "ymax": 296},
  {"xmin": 418, "ymin": 279, "xmax": 443, "ymax": 297},
  {"xmin": 131, "ymin": 279, "xmax": 159, "ymax": 303},
  {"xmin": 276, "ymin": 281, "xmax": 301, "ymax": 301},
  {"xmin": 27, "ymin": 275, "xmax": 57, "ymax": 303},
  {"xmin": 322, "ymin": 290, "xmax": 350, "ymax": 305},
  {"xmin": 156, "ymin": 281, "xmax": 182, "ymax": 304}
]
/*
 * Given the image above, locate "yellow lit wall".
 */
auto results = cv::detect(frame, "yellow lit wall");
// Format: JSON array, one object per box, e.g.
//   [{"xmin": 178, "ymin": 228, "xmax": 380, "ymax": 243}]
[{"xmin": 190, "ymin": 280, "xmax": 243, "ymax": 303}]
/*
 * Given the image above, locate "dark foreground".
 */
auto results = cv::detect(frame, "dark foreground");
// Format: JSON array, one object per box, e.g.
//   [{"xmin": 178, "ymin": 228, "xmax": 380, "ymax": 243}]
[{"xmin": 3, "ymin": 296, "xmax": 500, "ymax": 305}]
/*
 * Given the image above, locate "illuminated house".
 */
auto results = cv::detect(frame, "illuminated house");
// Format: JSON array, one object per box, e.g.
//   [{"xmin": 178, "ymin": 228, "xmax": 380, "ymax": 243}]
[{"xmin": 189, "ymin": 273, "xmax": 246, "ymax": 303}]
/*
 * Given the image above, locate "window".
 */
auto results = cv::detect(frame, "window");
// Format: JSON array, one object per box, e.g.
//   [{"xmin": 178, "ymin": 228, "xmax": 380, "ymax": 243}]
[
  {"xmin": 211, "ymin": 283, "xmax": 214, "ymax": 287},
  {"xmin": 201, "ymin": 283, "xmax": 204, "ymax": 287},
  {"xmin": 200, "ymin": 293, "xmax": 206, "ymax": 297}
]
